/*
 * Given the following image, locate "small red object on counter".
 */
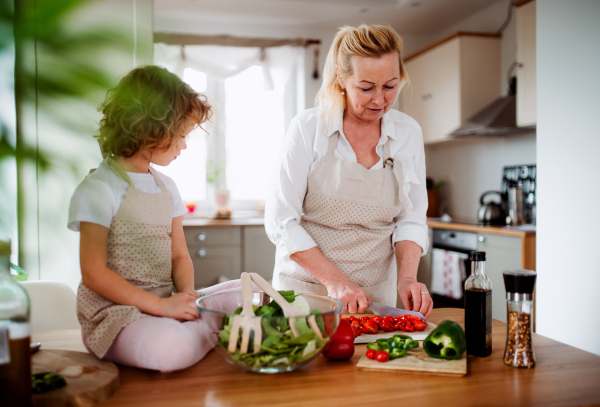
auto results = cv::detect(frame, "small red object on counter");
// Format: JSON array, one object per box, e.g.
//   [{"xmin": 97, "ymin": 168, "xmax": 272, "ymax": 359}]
[
  {"xmin": 366, "ymin": 349, "xmax": 376, "ymax": 360},
  {"xmin": 375, "ymin": 350, "xmax": 390, "ymax": 363},
  {"xmin": 322, "ymin": 319, "xmax": 355, "ymax": 360}
]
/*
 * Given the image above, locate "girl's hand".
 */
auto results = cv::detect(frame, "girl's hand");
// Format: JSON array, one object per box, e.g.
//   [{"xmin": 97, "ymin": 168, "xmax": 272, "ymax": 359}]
[
  {"xmin": 325, "ymin": 277, "xmax": 370, "ymax": 314},
  {"xmin": 159, "ymin": 293, "xmax": 199, "ymax": 321},
  {"xmin": 397, "ymin": 277, "xmax": 433, "ymax": 318}
]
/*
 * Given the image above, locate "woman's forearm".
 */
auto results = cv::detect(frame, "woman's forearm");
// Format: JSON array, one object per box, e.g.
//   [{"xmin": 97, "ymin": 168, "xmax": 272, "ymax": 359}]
[
  {"xmin": 394, "ymin": 240, "xmax": 422, "ymax": 281},
  {"xmin": 290, "ymin": 247, "xmax": 349, "ymax": 287}
]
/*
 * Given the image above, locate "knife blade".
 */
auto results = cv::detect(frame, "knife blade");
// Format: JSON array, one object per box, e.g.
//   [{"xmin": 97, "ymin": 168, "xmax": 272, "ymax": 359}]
[{"xmin": 367, "ymin": 301, "xmax": 426, "ymax": 321}]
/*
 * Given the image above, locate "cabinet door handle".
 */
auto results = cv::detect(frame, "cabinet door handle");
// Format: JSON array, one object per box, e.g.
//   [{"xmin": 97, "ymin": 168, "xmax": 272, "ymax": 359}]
[
  {"xmin": 196, "ymin": 232, "xmax": 207, "ymax": 242},
  {"xmin": 422, "ymin": 93, "xmax": 432, "ymax": 101},
  {"xmin": 478, "ymin": 235, "xmax": 487, "ymax": 243},
  {"xmin": 197, "ymin": 248, "xmax": 207, "ymax": 258}
]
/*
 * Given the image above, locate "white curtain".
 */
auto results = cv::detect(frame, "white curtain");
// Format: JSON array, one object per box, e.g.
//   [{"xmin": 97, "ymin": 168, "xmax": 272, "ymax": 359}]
[{"xmin": 153, "ymin": 43, "xmax": 301, "ymax": 90}]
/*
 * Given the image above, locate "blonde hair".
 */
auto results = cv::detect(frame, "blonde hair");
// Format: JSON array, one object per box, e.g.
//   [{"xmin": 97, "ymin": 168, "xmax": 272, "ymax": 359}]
[{"xmin": 316, "ymin": 24, "xmax": 409, "ymax": 120}]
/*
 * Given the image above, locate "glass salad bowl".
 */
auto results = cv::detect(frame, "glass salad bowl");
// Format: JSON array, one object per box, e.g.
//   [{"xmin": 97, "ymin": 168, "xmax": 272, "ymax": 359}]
[{"xmin": 197, "ymin": 290, "xmax": 342, "ymax": 373}]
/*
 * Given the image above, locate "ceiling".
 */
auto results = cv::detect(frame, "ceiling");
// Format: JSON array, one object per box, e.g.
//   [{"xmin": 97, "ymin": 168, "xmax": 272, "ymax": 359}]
[{"xmin": 154, "ymin": 0, "xmax": 505, "ymax": 36}]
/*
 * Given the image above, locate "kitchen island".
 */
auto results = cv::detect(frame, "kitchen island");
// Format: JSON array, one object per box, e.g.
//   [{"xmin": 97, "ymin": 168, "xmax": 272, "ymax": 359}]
[{"xmin": 33, "ymin": 308, "xmax": 600, "ymax": 406}]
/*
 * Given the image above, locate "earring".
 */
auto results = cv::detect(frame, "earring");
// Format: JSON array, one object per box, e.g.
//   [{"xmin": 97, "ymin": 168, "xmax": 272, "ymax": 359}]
[{"xmin": 341, "ymin": 89, "xmax": 345, "ymax": 95}]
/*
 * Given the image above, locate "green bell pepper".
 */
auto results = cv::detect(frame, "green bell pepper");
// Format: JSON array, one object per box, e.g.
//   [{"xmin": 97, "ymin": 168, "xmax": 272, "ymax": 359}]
[
  {"xmin": 423, "ymin": 320, "xmax": 466, "ymax": 360},
  {"xmin": 376, "ymin": 338, "xmax": 391, "ymax": 350},
  {"xmin": 388, "ymin": 347, "xmax": 407, "ymax": 359},
  {"xmin": 366, "ymin": 342, "xmax": 380, "ymax": 351},
  {"xmin": 390, "ymin": 335, "xmax": 419, "ymax": 349}
]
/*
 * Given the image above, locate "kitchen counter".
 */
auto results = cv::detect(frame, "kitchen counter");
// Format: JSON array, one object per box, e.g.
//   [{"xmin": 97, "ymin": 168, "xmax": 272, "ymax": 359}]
[
  {"xmin": 427, "ymin": 218, "xmax": 536, "ymax": 237},
  {"xmin": 33, "ymin": 308, "xmax": 600, "ymax": 406},
  {"xmin": 182, "ymin": 211, "xmax": 264, "ymax": 227}
]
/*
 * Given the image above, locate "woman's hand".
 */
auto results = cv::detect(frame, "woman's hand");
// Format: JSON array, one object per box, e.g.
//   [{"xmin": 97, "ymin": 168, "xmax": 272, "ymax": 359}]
[
  {"xmin": 397, "ymin": 276, "xmax": 433, "ymax": 318},
  {"xmin": 325, "ymin": 277, "xmax": 370, "ymax": 314},
  {"xmin": 159, "ymin": 293, "xmax": 199, "ymax": 321}
]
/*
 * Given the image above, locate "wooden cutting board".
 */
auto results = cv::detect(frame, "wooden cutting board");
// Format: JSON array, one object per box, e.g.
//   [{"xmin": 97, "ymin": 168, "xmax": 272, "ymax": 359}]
[
  {"xmin": 356, "ymin": 346, "xmax": 467, "ymax": 377},
  {"xmin": 32, "ymin": 349, "xmax": 119, "ymax": 407},
  {"xmin": 354, "ymin": 322, "xmax": 437, "ymax": 344}
]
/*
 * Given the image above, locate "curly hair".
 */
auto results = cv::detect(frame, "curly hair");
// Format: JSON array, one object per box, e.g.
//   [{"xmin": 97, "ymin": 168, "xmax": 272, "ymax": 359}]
[
  {"xmin": 96, "ymin": 65, "xmax": 212, "ymax": 158},
  {"xmin": 316, "ymin": 25, "xmax": 408, "ymax": 120}
]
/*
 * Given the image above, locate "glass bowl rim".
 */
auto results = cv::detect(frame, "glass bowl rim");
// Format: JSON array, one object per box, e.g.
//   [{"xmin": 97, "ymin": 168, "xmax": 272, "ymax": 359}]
[{"xmin": 196, "ymin": 290, "xmax": 343, "ymax": 319}]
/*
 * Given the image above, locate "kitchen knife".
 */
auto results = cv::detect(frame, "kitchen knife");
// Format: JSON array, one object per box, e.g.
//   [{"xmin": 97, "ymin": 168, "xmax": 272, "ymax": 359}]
[{"xmin": 367, "ymin": 301, "xmax": 426, "ymax": 321}]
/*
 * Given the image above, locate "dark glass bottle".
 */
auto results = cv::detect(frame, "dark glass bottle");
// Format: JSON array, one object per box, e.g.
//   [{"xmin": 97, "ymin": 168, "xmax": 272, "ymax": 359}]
[
  {"xmin": 464, "ymin": 251, "xmax": 492, "ymax": 357},
  {"xmin": 0, "ymin": 241, "xmax": 32, "ymax": 407}
]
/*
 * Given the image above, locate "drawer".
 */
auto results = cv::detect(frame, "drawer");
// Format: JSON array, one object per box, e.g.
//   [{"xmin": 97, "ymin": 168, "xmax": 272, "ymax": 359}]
[
  {"xmin": 184, "ymin": 227, "xmax": 241, "ymax": 245},
  {"xmin": 190, "ymin": 245, "xmax": 242, "ymax": 289},
  {"xmin": 476, "ymin": 233, "xmax": 521, "ymax": 251}
]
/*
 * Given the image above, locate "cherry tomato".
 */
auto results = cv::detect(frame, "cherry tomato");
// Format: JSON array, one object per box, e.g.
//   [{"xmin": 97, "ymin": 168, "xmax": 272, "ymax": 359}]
[
  {"xmin": 393, "ymin": 316, "xmax": 403, "ymax": 322},
  {"xmin": 359, "ymin": 325, "xmax": 370, "ymax": 334},
  {"xmin": 404, "ymin": 322, "xmax": 415, "ymax": 332},
  {"xmin": 383, "ymin": 316, "xmax": 394, "ymax": 325},
  {"xmin": 352, "ymin": 326, "xmax": 361, "ymax": 337},
  {"xmin": 380, "ymin": 322, "xmax": 395, "ymax": 332},
  {"xmin": 351, "ymin": 320, "xmax": 360, "ymax": 329},
  {"xmin": 348, "ymin": 316, "xmax": 358, "ymax": 322},
  {"xmin": 413, "ymin": 319, "xmax": 428, "ymax": 331},
  {"xmin": 360, "ymin": 316, "xmax": 371, "ymax": 322},
  {"xmin": 366, "ymin": 349, "xmax": 377, "ymax": 360},
  {"xmin": 375, "ymin": 350, "xmax": 390, "ymax": 363},
  {"xmin": 363, "ymin": 320, "xmax": 379, "ymax": 334},
  {"xmin": 371, "ymin": 316, "xmax": 383, "ymax": 325},
  {"xmin": 393, "ymin": 322, "xmax": 403, "ymax": 331},
  {"xmin": 342, "ymin": 317, "xmax": 350, "ymax": 322}
]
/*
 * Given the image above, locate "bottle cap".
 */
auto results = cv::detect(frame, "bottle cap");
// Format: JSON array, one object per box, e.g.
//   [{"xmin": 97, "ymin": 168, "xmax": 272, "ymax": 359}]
[
  {"xmin": 503, "ymin": 269, "xmax": 537, "ymax": 294},
  {"xmin": 0, "ymin": 241, "xmax": 11, "ymax": 256},
  {"xmin": 470, "ymin": 251, "xmax": 486, "ymax": 261}
]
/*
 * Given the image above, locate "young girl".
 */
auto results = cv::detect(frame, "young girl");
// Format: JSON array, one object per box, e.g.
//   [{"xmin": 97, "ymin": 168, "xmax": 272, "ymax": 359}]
[{"xmin": 68, "ymin": 65, "xmax": 238, "ymax": 372}]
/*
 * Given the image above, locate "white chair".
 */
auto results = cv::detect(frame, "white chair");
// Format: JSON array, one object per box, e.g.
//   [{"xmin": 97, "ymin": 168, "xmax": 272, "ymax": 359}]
[{"xmin": 19, "ymin": 280, "xmax": 80, "ymax": 332}]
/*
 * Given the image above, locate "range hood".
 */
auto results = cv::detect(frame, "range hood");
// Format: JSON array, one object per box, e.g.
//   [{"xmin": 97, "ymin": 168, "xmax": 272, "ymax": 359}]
[{"xmin": 450, "ymin": 94, "xmax": 535, "ymax": 137}]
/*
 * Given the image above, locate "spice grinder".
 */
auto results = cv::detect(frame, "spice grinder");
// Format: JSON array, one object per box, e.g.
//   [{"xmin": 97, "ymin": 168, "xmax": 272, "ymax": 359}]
[{"xmin": 502, "ymin": 269, "xmax": 537, "ymax": 368}]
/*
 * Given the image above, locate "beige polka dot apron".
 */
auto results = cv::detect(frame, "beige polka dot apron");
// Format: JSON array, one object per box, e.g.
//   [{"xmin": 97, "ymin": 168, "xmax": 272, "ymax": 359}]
[
  {"xmin": 274, "ymin": 131, "xmax": 408, "ymax": 307},
  {"xmin": 77, "ymin": 157, "xmax": 174, "ymax": 358}
]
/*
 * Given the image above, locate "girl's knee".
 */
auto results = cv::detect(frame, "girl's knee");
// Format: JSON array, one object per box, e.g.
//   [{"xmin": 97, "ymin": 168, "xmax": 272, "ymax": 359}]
[{"xmin": 149, "ymin": 322, "xmax": 203, "ymax": 372}]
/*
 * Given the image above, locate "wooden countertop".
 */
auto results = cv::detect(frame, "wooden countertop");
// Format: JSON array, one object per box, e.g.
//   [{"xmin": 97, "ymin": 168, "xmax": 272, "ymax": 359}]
[
  {"xmin": 33, "ymin": 308, "xmax": 600, "ymax": 406},
  {"xmin": 182, "ymin": 213, "xmax": 265, "ymax": 227}
]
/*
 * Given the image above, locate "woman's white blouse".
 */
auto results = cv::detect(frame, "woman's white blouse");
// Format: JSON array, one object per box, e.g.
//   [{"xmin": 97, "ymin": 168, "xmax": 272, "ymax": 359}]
[{"xmin": 265, "ymin": 107, "xmax": 429, "ymax": 261}]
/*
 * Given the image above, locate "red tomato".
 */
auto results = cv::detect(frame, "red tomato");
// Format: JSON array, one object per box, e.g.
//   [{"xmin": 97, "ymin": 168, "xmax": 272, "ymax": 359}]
[
  {"xmin": 393, "ymin": 322, "xmax": 403, "ymax": 331},
  {"xmin": 380, "ymin": 322, "xmax": 394, "ymax": 332},
  {"xmin": 366, "ymin": 349, "xmax": 376, "ymax": 360},
  {"xmin": 348, "ymin": 316, "xmax": 358, "ymax": 323},
  {"xmin": 413, "ymin": 319, "xmax": 428, "ymax": 331},
  {"xmin": 360, "ymin": 316, "xmax": 371, "ymax": 322},
  {"xmin": 375, "ymin": 350, "xmax": 389, "ymax": 363},
  {"xmin": 371, "ymin": 316, "xmax": 383, "ymax": 325},
  {"xmin": 352, "ymin": 327, "xmax": 361, "ymax": 337},
  {"xmin": 393, "ymin": 316, "xmax": 403, "ymax": 322},
  {"xmin": 363, "ymin": 320, "xmax": 379, "ymax": 334},
  {"xmin": 404, "ymin": 321, "xmax": 415, "ymax": 332},
  {"xmin": 383, "ymin": 316, "xmax": 394, "ymax": 325},
  {"xmin": 359, "ymin": 325, "xmax": 370, "ymax": 334}
]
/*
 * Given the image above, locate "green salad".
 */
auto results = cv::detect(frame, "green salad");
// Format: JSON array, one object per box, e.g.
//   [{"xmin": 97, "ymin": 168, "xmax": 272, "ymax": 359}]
[{"xmin": 218, "ymin": 290, "xmax": 329, "ymax": 368}]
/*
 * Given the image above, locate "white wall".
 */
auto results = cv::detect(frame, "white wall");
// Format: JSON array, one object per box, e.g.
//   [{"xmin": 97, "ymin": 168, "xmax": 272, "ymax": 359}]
[
  {"xmin": 537, "ymin": 0, "xmax": 600, "ymax": 356},
  {"xmin": 415, "ymin": 0, "xmax": 537, "ymax": 219}
]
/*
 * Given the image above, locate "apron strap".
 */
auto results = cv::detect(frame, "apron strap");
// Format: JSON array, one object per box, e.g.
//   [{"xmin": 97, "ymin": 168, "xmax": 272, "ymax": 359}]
[
  {"xmin": 148, "ymin": 167, "xmax": 169, "ymax": 193},
  {"xmin": 325, "ymin": 131, "xmax": 339, "ymax": 157},
  {"xmin": 106, "ymin": 156, "xmax": 133, "ymax": 186}
]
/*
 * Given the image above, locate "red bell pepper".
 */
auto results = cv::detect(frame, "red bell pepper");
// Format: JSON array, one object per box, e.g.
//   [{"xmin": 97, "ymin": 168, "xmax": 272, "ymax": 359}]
[{"xmin": 322, "ymin": 319, "xmax": 355, "ymax": 360}]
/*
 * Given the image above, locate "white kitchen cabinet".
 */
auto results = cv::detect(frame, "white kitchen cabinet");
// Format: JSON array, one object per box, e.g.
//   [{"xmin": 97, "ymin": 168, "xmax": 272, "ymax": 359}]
[
  {"xmin": 402, "ymin": 33, "xmax": 501, "ymax": 144},
  {"xmin": 516, "ymin": 0, "xmax": 537, "ymax": 127},
  {"xmin": 243, "ymin": 226, "xmax": 277, "ymax": 281}
]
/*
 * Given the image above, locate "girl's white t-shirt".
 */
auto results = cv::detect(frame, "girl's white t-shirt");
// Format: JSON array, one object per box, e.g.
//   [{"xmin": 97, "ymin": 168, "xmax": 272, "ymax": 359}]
[{"xmin": 68, "ymin": 159, "xmax": 187, "ymax": 232}]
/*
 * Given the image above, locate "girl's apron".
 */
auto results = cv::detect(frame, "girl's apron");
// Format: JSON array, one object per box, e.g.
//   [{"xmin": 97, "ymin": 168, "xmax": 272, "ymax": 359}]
[
  {"xmin": 77, "ymin": 157, "xmax": 174, "ymax": 358},
  {"xmin": 274, "ymin": 131, "xmax": 408, "ymax": 307}
]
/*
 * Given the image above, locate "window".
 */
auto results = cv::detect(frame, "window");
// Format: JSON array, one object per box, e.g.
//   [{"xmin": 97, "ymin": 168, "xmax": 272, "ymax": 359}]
[{"xmin": 157, "ymin": 62, "xmax": 300, "ymax": 213}]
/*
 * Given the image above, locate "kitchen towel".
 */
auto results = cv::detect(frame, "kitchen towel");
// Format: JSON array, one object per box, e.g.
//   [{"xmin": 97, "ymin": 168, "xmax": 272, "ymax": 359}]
[{"xmin": 431, "ymin": 249, "xmax": 468, "ymax": 300}]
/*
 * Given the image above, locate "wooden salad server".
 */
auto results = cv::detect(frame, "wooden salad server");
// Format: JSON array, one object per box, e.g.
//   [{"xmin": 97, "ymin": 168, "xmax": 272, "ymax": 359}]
[{"xmin": 228, "ymin": 272, "xmax": 262, "ymax": 354}]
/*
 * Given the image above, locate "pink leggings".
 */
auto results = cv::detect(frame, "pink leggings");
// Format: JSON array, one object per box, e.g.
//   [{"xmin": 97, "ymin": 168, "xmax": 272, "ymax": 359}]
[{"xmin": 82, "ymin": 280, "xmax": 253, "ymax": 373}]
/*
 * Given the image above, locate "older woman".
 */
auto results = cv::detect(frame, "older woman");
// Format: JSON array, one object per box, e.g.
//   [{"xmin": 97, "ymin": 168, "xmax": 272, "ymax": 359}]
[{"xmin": 265, "ymin": 25, "xmax": 432, "ymax": 317}]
